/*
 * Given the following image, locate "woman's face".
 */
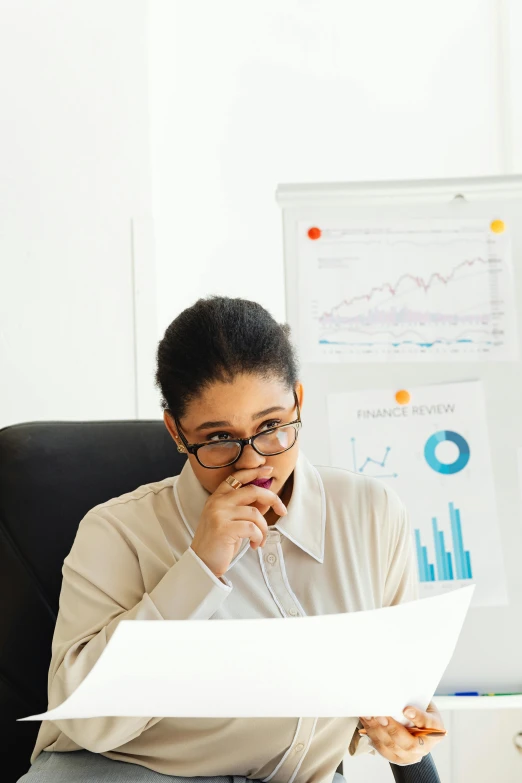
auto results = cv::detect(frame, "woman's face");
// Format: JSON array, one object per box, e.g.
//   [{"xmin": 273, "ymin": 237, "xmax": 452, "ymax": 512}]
[{"xmin": 164, "ymin": 374, "xmax": 303, "ymax": 503}]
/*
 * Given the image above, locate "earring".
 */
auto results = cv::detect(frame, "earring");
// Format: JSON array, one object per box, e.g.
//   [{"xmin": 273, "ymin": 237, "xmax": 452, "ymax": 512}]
[{"xmin": 176, "ymin": 440, "xmax": 185, "ymax": 453}]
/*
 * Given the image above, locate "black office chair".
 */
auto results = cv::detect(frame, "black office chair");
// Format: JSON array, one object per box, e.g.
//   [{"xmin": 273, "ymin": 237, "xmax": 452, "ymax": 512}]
[{"xmin": 0, "ymin": 421, "xmax": 440, "ymax": 783}]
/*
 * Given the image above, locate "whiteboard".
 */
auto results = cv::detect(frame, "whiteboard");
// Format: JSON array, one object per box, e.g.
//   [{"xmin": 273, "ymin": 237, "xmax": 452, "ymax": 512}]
[{"xmin": 276, "ymin": 175, "xmax": 522, "ymax": 693}]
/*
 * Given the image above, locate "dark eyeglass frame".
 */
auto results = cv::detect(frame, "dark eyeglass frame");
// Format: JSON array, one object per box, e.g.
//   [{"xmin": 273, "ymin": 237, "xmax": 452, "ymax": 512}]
[{"xmin": 170, "ymin": 389, "xmax": 302, "ymax": 469}]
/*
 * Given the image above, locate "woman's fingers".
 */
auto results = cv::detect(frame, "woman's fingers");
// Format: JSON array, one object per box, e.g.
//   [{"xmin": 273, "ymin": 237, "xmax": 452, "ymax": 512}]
[
  {"xmin": 230, "ymin": 518, "xmax": 265, "ymax": 549},
  {"xmin": 230, "ymin": 505, "xmax": 271, "ymax": 547},
  {"xmin": 360, "ymin": 706, "xmax": 446, "ymax": 765},
  {"xmin": 218, "ymin": 478, "xmax": 287, "ymax": 517},
  {"xmin": 403, "ymin": 704, "xmax": 443, "ymax": 730},
  {"xmin": 358, "ymin": 705, "xmax": 447, "ymax": 765},
  {"xmin": 361, "ymin": 718, "xmax": 421, "ymax": 755}
]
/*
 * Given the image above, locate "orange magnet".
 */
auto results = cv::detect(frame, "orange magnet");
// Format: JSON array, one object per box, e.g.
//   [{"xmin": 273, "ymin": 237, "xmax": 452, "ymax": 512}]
[
  {"xmin": 395, "ymin": 389, "xmax": 411, "ymax": 405},
  {"xmin": 308, "ymin": 227, "xmax": 321, "ymax": 240}
]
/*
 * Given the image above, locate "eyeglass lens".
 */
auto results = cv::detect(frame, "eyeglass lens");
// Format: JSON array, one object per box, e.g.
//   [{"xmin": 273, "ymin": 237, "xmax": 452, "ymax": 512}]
[{"xmin": 197, "ymin": 425, "xmax": 297, "ymax": 467}]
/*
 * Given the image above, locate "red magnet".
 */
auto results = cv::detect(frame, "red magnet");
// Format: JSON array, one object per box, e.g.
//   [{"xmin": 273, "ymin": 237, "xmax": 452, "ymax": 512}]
[{"xmin": 307, "ymin": 227, "xmax": 321, "ymax": 240}]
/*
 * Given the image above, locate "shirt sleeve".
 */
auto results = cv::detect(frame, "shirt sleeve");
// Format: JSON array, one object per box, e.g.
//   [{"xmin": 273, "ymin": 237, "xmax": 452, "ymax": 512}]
[
  {"xmin": 381, "ymin": 484, "xmax": 420, "ymax": 607},
  {"xmin": 348, "ymin": 721, "xmax": 377, "ymax": 758},
  {"xmin": 46, "ymin": 511, "xmax": 232, "ymax": 753}
]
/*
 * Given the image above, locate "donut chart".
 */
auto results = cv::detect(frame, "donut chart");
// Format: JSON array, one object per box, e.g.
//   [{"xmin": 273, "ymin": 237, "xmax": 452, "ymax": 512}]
[{"xmin": 424, "ymin": 430, "xmax": 470, "ymax": 474}]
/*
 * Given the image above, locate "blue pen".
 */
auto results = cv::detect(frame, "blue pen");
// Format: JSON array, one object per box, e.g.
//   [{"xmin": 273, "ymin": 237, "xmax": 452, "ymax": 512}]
[{"xmin": 453, "ymin": 691, "xmax": 479, "ymax": 696}]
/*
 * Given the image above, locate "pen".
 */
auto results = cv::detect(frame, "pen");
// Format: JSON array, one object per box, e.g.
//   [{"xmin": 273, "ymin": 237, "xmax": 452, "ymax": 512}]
[
  {"xmin": 452, "ymin": 691, "xmax": 479, "ymax": 696},
  {"xmin": 359, "ymin": 728, "xmax": 447, "ymax": 738}
]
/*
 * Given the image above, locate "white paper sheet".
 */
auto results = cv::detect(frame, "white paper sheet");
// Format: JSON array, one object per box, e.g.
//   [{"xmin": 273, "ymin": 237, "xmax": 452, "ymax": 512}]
[{"xmin": 19, "ymin": 585, "xmax": 474, "ymax": 724}]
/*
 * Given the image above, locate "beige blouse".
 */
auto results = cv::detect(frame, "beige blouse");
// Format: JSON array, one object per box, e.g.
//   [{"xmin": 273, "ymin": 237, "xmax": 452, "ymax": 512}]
[{"xmin": 31, "ymin": 448, "xmax": 419, "ymax": 783}]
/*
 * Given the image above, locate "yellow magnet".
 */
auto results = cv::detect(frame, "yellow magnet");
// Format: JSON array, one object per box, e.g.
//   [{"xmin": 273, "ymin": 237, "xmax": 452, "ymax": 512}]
[{"xmin": 490, "ymin": 219, "xmax": 505, "ymax": 233}]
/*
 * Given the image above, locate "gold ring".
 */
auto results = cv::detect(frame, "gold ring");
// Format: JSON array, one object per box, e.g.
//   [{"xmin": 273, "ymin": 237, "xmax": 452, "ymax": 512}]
[{"xmin": 225, "ymin": 476, "xmax": 243, "ymax": 490}]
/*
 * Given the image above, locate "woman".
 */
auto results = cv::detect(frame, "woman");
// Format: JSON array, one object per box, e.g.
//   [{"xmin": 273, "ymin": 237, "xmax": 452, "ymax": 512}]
[{"xmin": 20, "ymin": 296, "xmax": 446, "ymax": 783}]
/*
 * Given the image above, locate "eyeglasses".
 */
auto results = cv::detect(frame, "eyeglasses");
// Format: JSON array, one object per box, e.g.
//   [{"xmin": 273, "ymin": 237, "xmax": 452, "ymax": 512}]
[{"xmin": 170, "ymin": 390, "xmax": 302, "ymax": 469}]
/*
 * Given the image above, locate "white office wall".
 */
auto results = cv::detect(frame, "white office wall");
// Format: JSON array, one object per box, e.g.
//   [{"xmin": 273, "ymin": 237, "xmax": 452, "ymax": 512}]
[
  {"xmin": 3, "ymin": 0, "xmax": 518, "ymax": 426},
  {"xmin": 1, "ymin": 0, "xmax": 512, "ymax": 426},
  {"xmin": 507, "ymin": 0, "xmax": 522, "ymax": 173},
  {"xmin": 0, "ymin": 0, "xmax": 153, "ymax": 427},
  {"xmin": 149, "ymin": 0, "xmax": 503, "ymax": 339}
]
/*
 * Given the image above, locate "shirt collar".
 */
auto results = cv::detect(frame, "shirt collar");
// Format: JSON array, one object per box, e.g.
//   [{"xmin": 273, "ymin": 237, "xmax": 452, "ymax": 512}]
[{"xmin": 173, "ymin": 449, "xmax": 325, "ymax": 564}]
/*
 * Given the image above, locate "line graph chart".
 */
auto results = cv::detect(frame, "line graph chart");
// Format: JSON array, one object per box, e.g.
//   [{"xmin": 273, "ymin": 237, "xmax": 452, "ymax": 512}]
[
  {"xmin": 298, "ymin": 220, "xmax": 517, "ymax": 361},
  {"xmin": 350, "ymin": 438, "xmax": 398, "ymax": 478}
]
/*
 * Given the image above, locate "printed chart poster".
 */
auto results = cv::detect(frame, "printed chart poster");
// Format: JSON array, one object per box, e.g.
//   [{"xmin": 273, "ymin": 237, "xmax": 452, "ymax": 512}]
[
  {"xmin": 297, "ymin": 218, "xmax": 518, "ymax": 362},
  {"xmin": 327, "ymin": 381, "xmax": 508, "ymax": 607}
]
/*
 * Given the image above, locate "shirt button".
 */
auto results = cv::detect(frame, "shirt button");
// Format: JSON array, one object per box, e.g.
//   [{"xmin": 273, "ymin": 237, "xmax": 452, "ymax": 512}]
[
  {"xmin": 266, "ymin": 554, "xmax": 276, "ymax": 564},
  {"xmin": 295, "ymin": 743, "xmax": 305, "ymax": 752},
  {"xmin": 288, "ymin": 607, "xmax": 299, "ymax": 616}
]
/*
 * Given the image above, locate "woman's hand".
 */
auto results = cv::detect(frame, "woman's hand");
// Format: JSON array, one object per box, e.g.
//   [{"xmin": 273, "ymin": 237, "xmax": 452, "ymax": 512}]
[
  {"xmin": 190, "ymin": 465, "xmax": 287, "ymax": 578},
  {"xmin": 359, "ymin": 702, "xmax": 446, "ymax": 765}
]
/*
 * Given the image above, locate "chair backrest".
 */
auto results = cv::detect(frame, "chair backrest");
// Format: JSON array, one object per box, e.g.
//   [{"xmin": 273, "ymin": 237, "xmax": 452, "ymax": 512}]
[{"xmin": 0, "ymin": 420, "xmax": 185, "ymax": 780}]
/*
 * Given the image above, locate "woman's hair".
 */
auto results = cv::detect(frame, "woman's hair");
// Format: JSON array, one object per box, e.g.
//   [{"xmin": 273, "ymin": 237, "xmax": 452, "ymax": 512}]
[{"xmin": 154, "ymin": 295, "xmax": 300, "ymax": 420}]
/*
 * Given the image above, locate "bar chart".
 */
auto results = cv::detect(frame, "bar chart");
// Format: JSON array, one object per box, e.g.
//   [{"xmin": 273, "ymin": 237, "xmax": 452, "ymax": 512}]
[{"xmin": 415, "ymin": 502, "xmax": 473, "ymax": 583}]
